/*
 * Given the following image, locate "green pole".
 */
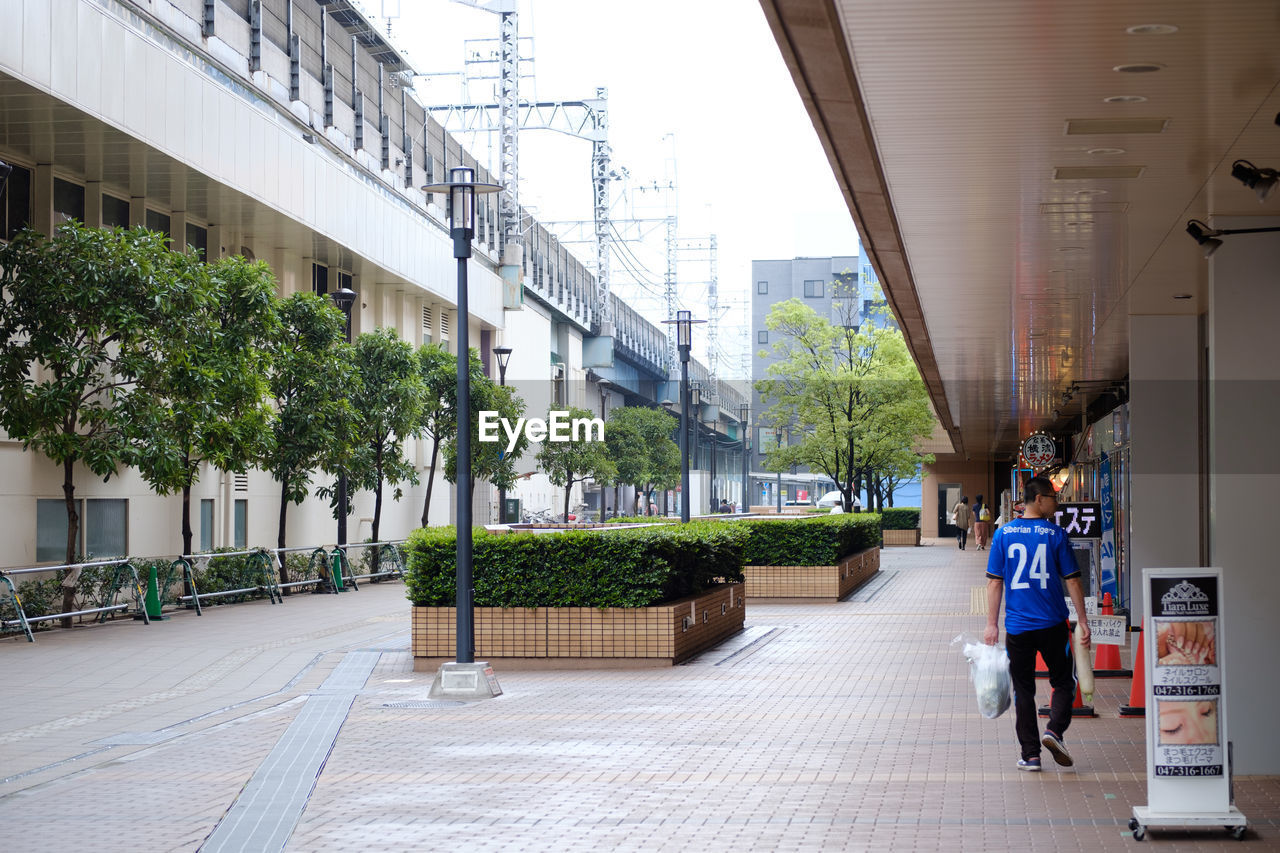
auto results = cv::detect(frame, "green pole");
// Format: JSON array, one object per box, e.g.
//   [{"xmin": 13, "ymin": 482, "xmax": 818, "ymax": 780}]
[
  {"xmin": 145, "ymin": 564, "xmax": 164, "ymax": 619},
  {"xmin": 330, "ymin": 548, "xmax": 345, "ymax": 592}
]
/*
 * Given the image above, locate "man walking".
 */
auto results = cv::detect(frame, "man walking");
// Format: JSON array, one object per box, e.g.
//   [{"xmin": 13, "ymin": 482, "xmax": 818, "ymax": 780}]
[{"xmin": 983, "ymin": 476, "xmax": 1090, "ymax": 771}]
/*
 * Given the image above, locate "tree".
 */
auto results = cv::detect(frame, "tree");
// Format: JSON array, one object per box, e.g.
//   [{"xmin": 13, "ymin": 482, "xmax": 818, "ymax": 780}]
[
  {"xmin": 535, "ymin": 406, "xmax": 616, "ymax": 521},
  {"xmin": 133, "ymin": 255, "xmax": 280, "ymax": 557},
  {"xmin": 756, "ymin": 288, "xmax": 934, "ymax": 513},
  {"xmin": 444, "ymin": 355, "xmax": 528, "ymax": 500},
  {"xmin": 343, "ymin": 329, "xmax": 422, "ymax": 544},
  {"xmin": 262, "ymin": 293, "xmax": 353, "ymax": 581},
  {"xmin": 0, "ymin": 224, "xmax": 193, "ymax": 621},
  {"xmin": 605, "ymin": 406, "xmax": 680, "ymax": 516},
  {"xmin": 415, "ymin": 343, "xmax": 455, "ymax": 526}
]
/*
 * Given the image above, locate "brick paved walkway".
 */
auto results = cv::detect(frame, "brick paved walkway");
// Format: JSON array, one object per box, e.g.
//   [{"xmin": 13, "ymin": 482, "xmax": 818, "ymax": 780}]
[{"xmin": 2, "ymin": 544, "xmax": 1277, "ymax": 851}]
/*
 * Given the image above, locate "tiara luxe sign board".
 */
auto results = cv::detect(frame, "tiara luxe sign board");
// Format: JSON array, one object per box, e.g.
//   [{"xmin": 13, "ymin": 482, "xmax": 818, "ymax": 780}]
[{"xmin": 1130, "ymin": 568, "xmax": 1247, "ymax": 840}]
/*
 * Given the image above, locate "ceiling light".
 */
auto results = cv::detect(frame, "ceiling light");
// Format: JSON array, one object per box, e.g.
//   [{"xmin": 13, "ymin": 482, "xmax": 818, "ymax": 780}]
[
  {"xmin": 1088, "ymin": 148, "xmax": 1127, "ymax": 155},
  {"xmin": 1114, "ymin": 63, "xmax": 1166, "ymax": 73},
  {"xmin": 1185, "ymin": 219, "xmax": 1280, "ymax": 258},
  {"xmin": 1104, "ymin": 95, "xmax": 1148, "ymax": 104},
  {"xmin": 1126, "ymin": 24, "xmax": 1178, "ymax": 35},
  {"xmin": 1074, "ymin": 189, "xmax": 1108, "ymax": 196},
  {"xmin": 1056, "ymin": 246, "xmax": 1084, "ymax": 252},
  {"xmin": 1230, "ymin": 159, "xmax": 1278, "ymax": 203},
  {"xmin": 1173, "ymin": 293, "xmax": 1193, "ymax": 300}
]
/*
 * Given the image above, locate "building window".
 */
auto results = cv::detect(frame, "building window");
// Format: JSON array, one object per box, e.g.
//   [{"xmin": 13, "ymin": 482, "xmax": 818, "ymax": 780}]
[
  {"xmin": 200, "ymin": 499, "xmax": 215, "ymax": 553},
  {"xmin": 185, "ymin": 223, "xmax": 209, "ymax": 259},
  {"xmin": 1, "ymin": 163, "xmax": 32, "ymax": 240},
  {"xmin": 35, "ymin": 498, "xmax": 128, "ymax": 562},
  {"xmin": 757, "ymin": 280, "xmax": 768, "ymax": 294},
  {"xmin": 312, "ymin": 263, "xmax": 329, "ymax": 296},
  {"xmin": 53, "ymin": 178, "xmax": 85, "ymax": 225},
  {"xmin": 757, "ymin": 330, "xmax": 768, "ymax": 344},
  {"xmin": 803, "ymin": 279, "xmax": 825, "ymax": 298},
  {"xmin": 233, "ymin": 500, "xmax": 248, "ymax": 549},
  {"xmin": 102, "ymin": 194, "xmax": 130, "ymax": 229},
  {"xmin": 145, "ymin": 209, "xmax": 171, "ymax": 239}
]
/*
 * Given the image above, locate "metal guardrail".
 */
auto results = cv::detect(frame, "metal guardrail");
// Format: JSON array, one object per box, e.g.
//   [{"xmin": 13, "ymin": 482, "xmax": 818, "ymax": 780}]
[{"xmin": 0, "ymin": 541, "xmax": 408, "ymax": 643}]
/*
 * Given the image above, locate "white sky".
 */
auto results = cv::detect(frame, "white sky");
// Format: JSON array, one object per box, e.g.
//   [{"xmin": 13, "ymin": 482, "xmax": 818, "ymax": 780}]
[{"xmin": 375, "ymin": 0, "xmax": 861, "ymax": 376}]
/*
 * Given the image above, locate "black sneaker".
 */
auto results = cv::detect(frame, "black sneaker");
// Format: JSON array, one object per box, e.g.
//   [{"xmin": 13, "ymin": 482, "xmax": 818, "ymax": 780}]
[{"xmin": 1042, "ymin": 731, "xmax": 1073, "ymax": 767}]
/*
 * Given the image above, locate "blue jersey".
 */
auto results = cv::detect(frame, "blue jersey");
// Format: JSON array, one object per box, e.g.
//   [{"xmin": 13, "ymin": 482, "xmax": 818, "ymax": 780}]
[{"xmin": 985, "ymin": 517, "xmax": 1080, "ymax": 634}]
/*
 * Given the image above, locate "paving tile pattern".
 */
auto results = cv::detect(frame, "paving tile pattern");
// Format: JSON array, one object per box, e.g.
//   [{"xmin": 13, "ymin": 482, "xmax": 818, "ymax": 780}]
[{"xmin": 0, "ymin": 544, "xmax": 1275, "ymax": 851}]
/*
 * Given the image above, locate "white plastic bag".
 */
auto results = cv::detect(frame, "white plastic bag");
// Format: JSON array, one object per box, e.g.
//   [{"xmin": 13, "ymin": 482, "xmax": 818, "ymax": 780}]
[{"xmin": 953, "ymin": 633, "xmax": 1012, "ymax": 719}]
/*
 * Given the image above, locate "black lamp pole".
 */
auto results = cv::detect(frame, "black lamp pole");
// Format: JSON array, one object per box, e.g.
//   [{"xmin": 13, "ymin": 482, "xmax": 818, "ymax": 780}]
[
  {"xmin": 330, "ymin": 286, "xmax": 357, "ymax": 553},
  {"xmin": 493, "ymin": 345, "xmax": 512, "ymax": 524},
  {"xmin": 739, "ymin": 402, "xmax": 749, "ymax": 513},
  {"xmin": 707, "ymin": 409, "xmax": 717, "ymax": 514},
  {"xmin": 775, "ymin": 427, "xmax": 784, "ymax": 514},
  {"xmin": 423, "ymin": 166, "xmax": 499, "ymax": 666}
]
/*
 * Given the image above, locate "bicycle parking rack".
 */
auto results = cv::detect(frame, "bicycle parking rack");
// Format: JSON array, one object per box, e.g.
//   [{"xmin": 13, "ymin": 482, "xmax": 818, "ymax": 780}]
[
  {"xmin": 0, "ymin": 558, "xmax": 150, "ymax": 643},
  {"xmin": 176, "ymin": 548, "xmax": 283, "ymax": 608},
  {"xmin": 2, "ymin": 541, "xmax": 407, "ymax": 643}
]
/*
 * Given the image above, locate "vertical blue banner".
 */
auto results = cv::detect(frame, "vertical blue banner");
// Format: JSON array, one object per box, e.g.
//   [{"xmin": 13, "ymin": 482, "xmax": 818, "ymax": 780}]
[{"xmin": 1099, "ymin": 451, "xmax": 1117, "ymax": 598}]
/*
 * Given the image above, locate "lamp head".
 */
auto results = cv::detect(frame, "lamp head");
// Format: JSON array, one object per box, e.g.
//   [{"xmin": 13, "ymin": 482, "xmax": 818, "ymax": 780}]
[
  {"xmin": 330, "ymin": 286, "xmax": 357, "ymax": 313},
  {"xmin": 1231, "ymin": 159, "xmax": 1278, "ymax": 203},
  {"xmin": 493, "ymin": 345, "xmax": 513, "ymax": 371},
  {"xmin": 1186, "ymin": 219, "xmax": 1225, "ymax": 257}
]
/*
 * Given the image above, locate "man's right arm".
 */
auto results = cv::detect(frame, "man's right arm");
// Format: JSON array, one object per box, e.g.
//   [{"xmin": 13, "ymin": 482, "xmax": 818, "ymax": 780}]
[{"xmin": 984, "ymin": 577, "xmax": 1003, "ymax": 645}]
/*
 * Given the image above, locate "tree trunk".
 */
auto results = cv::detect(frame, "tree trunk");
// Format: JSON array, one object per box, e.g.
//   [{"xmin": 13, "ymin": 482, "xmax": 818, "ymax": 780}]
[
  {"xmin": 182, "ymin": 481, "xmax": 194, "ymax": 557},
  {"xmin": 60, "ymin": 459, "xmax": 78, "ymax": 628},
  {"xmin": 277, "ymin": 471, "xmax": 291, "ymax": 585},
  {"xmin": 421, "ymin": 436, "xmax": 440, "ymax": 527},
  {"xmin": 563, "ymin": 478, "xmax": 573, "ymax": 521},
  {"xmin": 372, "ymin": 448, "xmax": 384, "ymax": 545}
]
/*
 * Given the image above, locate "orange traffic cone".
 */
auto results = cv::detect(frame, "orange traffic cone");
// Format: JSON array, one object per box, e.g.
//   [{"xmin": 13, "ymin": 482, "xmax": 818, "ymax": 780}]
[
  {"xmin": 1034, "ymin": 651, "xmax": 1049, "ymax": 678},
  {"xmin": 1095, "ymin": 592, "xmax": 1130, "ymax": 677},
  {"xmin": 1038, "ymin": 682, "xmax": 1098, "ymax": 718},
  {"xmin": 1119, "ymin": 627, "xmax": 1146, "ymax": 717}
]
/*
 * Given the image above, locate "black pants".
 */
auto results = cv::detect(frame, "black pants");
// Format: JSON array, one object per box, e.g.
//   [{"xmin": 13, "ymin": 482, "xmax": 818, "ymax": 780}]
[
  {"xmin": 956, "ymin": 527, "xmax": 968, "ymax": 549},
  {"xmin": 1006, "ymin": 621, "xmax": 1076, "ymax": 760}
]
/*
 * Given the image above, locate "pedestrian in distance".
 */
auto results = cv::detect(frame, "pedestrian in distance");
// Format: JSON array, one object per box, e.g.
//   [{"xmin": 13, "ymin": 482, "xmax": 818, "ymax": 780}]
[
  {"xmin": 951, "ymin": 495, "xmax": 973, "ymax": 550},
  {"xmin": 973, "ymin": 493, "xmax": 992, "ymax": 550},
  {"xmin": 983, "ymin": 475, "xmax": 1091, "ymax": 772}
]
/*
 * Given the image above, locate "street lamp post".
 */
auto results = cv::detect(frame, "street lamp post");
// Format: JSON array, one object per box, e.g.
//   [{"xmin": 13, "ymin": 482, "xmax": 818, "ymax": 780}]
[
  {"xmin": 422, "ymin": 166, "xmax": 501, "ymax": 699},
  {"xmin": 739, "ymin": 402, "xmax": 750, "ymax": 513},
  {"xmin": 493, "ymin": 345, "xmax": 512, "ymax": 524},
  {"xmin": 662, "ymin": 310, "xmax": 704, "ymax": 523},
  {"xmin": 330, "ymin": 285, "xmax": 357, "ymax": 559},
  {"xmin": 689, "ymin": 382, "xmax": 702, "ymax": 515},
  {"xmin": 707, "ymin": 411, "xmax": 717, "ymax": 514},
  {"xmin": 775, "ymin": 427, "xmax": 784, "ymax": 514}
]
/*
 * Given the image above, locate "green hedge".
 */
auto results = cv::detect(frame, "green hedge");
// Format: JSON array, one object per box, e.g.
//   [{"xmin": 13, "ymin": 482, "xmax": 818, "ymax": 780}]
[
  {"xmin": 605, "ymin": 516, "xmax": 680, "ymax": 525},
  {"xmin": 880, "ymin": 507, "xmax": 921, "ymax": 530},
  {"xmin": 736, "ymin": 514, "xmax": 881, "ymax": 566},
  {"xmin": 405, "ymin": 522, "xmax": 746, "ymax": 608}
]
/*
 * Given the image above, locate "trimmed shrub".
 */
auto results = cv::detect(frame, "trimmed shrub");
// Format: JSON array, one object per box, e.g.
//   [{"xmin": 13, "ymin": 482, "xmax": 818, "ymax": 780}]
[
  {"xmin": 405, "ymin": 522, "xmax": 746, "ymax": 608},
  {"xmin": 605, "ymin": 516, "xmax": 679, "ymax": 524},
  {"xmin": 880, "ymin": 507, "xmax": 921, "ymax": 530},
  {"xmin": 736, "ymin": 514, "xmax": 881, "ymax": 566}
]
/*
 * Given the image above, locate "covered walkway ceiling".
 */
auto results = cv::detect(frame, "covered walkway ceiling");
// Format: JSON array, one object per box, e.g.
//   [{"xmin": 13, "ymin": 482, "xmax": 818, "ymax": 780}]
[{"xmin": 760, "ymin": 0, "xmax": 1280, "ymax": 459}]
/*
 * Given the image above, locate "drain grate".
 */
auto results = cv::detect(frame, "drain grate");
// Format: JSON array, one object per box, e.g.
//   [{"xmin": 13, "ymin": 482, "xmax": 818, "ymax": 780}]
[{"xmin": 380, "ymin": 700, "xmax": 465, "ymax": 709}]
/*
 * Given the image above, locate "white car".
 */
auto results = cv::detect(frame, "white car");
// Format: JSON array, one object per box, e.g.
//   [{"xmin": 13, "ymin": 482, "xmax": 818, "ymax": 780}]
[{"xmin": 817, "ymin": 490, "xmax": 861, "ymax": 510}]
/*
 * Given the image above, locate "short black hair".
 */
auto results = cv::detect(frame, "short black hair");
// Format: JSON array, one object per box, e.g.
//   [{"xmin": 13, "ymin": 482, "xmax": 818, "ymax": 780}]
[{"xmin": 1024, "ymin": 476, "xmax": 1057, "ymax": 501}]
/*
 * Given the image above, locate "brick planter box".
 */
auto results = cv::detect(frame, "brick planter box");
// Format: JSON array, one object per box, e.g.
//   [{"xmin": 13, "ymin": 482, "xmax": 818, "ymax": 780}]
[
  {"xmin": 882, "ymin": 529, "xmax": 921, "ymax": 547},
  {"xmin": 742, "ymin": 546, "xmax": 880, "ymax": 602},
  {"xmin": 412, "ymin": 583, "xmax": 744, "ymax": 670}
]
